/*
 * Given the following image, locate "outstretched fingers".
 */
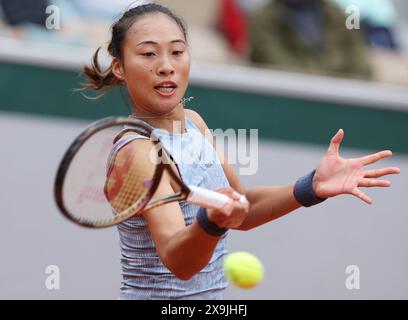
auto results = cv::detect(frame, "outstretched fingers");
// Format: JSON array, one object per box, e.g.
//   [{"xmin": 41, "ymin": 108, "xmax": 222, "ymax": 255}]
[
  {"xmin": 351, "ymin": 164, "xmax": 399, "ymax": 204},
  {"xmin": 358, "ymin": 178, "xmax": 391, "ymax": 188},
  {"xmin": 328, "ymin": 129, "xmax": 344, "ymax": 154},
  {"xmin": 364, "ymin": 167, "xmax": 400, "ymax": 178},
  {"xmin": 359, "ymin": 150, "xmax": 393, "ymax": 166},
  {"xmin": 351, "ymin": 188, "xmax": 373, "ymax": 205}
]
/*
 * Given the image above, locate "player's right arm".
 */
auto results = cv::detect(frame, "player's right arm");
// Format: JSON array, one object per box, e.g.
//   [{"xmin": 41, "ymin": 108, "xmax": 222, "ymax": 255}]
[
  {"xmin": 144, "ymin": 172, "xmax": 247, "ymax": 280},
  {"xmin": 129, "ymin": 140, "xmax": 247, "ymax": 280}
]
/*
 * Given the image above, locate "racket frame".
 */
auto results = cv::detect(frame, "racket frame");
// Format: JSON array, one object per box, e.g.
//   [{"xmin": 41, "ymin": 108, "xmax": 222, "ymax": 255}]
[{"xmin": 55, "ymin": 117, "xmax": 190, "ymax": 228}]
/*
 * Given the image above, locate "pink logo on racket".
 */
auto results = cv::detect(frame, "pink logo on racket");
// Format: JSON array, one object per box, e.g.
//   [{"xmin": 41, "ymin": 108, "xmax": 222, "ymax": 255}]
[{"xmin": 143, "ymin": 179, "xmax": 153, "ymax": 188}]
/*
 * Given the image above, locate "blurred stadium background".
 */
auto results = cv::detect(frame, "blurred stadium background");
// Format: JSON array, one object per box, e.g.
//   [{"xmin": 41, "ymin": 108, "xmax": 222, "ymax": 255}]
[{"xmin": 0, "ymin": 0, "xmax": 407, "ymax": 299}]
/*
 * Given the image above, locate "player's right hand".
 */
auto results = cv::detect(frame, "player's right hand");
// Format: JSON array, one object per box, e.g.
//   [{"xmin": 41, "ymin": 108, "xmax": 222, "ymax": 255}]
[{"xmin": 206, "ymin": 187, "xmax": 249, "ymax": 229}]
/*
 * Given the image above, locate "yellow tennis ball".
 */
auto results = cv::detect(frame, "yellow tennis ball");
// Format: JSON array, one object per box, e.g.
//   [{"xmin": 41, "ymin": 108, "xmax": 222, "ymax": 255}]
[{"xmin": 223, "ymin": 252, "xmax": 264, "ymax": 289}]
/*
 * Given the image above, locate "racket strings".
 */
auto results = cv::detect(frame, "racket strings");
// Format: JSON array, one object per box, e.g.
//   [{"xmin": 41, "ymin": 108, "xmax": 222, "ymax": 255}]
[{"xmin": 105, "ymin": 140, "xmax": 157, "ymax": 214}]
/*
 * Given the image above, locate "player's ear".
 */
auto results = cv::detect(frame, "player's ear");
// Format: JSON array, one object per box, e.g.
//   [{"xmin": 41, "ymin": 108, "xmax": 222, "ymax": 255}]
[{"xmin": 112, "ymin": 58, "xmax": 125, "ymax": 81}]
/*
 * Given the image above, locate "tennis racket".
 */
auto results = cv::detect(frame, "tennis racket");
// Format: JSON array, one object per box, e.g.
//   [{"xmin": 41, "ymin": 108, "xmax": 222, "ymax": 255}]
[{"xmin": 54, "ymin": 117, "xmax": 240, "ymax": 228}]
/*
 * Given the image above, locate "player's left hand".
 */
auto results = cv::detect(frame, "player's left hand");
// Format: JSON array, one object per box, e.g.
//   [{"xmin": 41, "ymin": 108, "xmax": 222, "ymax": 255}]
[{"xmin": 313, "ymin": 129, "xmax": 401, "ymax": 204}]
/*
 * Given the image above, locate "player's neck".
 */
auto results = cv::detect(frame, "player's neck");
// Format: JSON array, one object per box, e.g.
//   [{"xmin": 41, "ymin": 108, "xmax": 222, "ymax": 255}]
[{"xmin": 132, "ymin": 104, "xmax": 186, "ymax": 134}]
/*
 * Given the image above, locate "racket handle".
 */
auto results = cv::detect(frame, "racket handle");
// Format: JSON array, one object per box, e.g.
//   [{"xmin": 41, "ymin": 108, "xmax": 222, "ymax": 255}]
[{"xmin": 187, "ymin": 185, "xmax": 248, "ymax": 209}]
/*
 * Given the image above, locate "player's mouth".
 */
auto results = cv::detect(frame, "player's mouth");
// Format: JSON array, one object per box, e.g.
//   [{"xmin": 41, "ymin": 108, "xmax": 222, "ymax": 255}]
[{"xmin": 154, "ymin": 81, "xmax": 177, "ymax": 97}]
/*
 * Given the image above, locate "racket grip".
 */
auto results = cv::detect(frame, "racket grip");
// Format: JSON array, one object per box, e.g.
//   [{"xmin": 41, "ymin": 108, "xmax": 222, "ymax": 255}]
[
  {"xmin": 187, "ymin": 185, "xmax": 230, "ymax": 209},
  {"xmin": 187, "ymin": 185, "xmax": 248, "ymax": 209}
]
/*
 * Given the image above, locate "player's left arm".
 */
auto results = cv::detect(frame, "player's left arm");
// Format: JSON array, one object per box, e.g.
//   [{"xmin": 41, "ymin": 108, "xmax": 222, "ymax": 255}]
[
  {"xmin": 185, "ymin": 110, "xmax": 401, "ymax": 231},
  {"xmin": 186, "ymin": 109, "xmax": 303, "ymax": 230}
]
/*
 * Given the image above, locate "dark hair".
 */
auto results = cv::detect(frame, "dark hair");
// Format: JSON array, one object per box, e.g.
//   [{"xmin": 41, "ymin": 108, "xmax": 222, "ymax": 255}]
[{"xmin": 81, "ymin": 3, "xmax": 187, "ymax": 97}]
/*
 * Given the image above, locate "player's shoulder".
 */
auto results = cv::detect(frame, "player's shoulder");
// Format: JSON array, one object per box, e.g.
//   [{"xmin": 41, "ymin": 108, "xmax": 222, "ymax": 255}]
[
  {"xmin": 184, "ymin": 109, "xmax": 208, "ymax": 134},
  {"xmin": 112, "ymin": 132, "xmax": 156, "ymax": 159}
]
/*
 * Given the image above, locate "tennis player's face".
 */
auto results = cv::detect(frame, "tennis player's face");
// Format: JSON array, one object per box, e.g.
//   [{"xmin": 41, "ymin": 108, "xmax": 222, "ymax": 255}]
[{"xmin": 120, "ymin": 13, "xmax": 191, "ymax": 116}]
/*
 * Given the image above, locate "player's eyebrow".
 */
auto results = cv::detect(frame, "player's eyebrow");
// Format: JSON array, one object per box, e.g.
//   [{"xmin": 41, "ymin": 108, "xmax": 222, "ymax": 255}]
[{"xmin": 136, "ymin": 39, "xmax": 186, "ymax": 47}]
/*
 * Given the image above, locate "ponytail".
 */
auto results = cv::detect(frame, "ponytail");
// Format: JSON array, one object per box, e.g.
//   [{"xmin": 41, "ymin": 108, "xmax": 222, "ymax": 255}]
[{"xmin": 79, "ymin": 46, "xmax": 123, "ymax": 99}]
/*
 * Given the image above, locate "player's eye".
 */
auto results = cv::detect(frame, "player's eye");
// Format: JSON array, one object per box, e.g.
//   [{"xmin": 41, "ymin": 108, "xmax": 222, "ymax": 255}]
[
  {"xmin": 142, "ymin": 52, "xmax": 155, "ymax": 57},
  {"xmin": 173, "ymin": 51, "xmax": 184, "ymax": 56}
]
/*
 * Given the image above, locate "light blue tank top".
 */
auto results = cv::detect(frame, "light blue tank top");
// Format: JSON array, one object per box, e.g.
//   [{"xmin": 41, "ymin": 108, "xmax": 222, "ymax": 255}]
[{"xmin": 115, "ymin": 115, "xmax": 230, "ymax": 300}]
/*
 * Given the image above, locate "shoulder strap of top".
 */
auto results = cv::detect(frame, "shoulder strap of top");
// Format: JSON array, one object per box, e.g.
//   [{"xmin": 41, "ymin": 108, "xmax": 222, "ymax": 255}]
[
  {"xmin": 185, "ymin": 115, "xmax": 203, "ymax": 134},
  {"xmin": 113, "ymin": 133, "xmax": 149, "ymax": 153}
]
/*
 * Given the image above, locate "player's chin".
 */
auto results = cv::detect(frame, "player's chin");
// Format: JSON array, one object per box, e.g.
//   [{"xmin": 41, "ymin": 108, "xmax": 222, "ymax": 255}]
[
  {"xmin": 148, "ymin": 100, "xmax": 178, "ymax": 116},
  {"xmin": 154, "ymin": 96, "xmax": 183, "ymax": 112}
]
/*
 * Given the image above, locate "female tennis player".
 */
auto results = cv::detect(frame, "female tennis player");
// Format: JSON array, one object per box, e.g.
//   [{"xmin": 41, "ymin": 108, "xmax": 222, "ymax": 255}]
[{"xmin": 82, "ymin": 3, "xmax": 400, "ymax": 300}]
